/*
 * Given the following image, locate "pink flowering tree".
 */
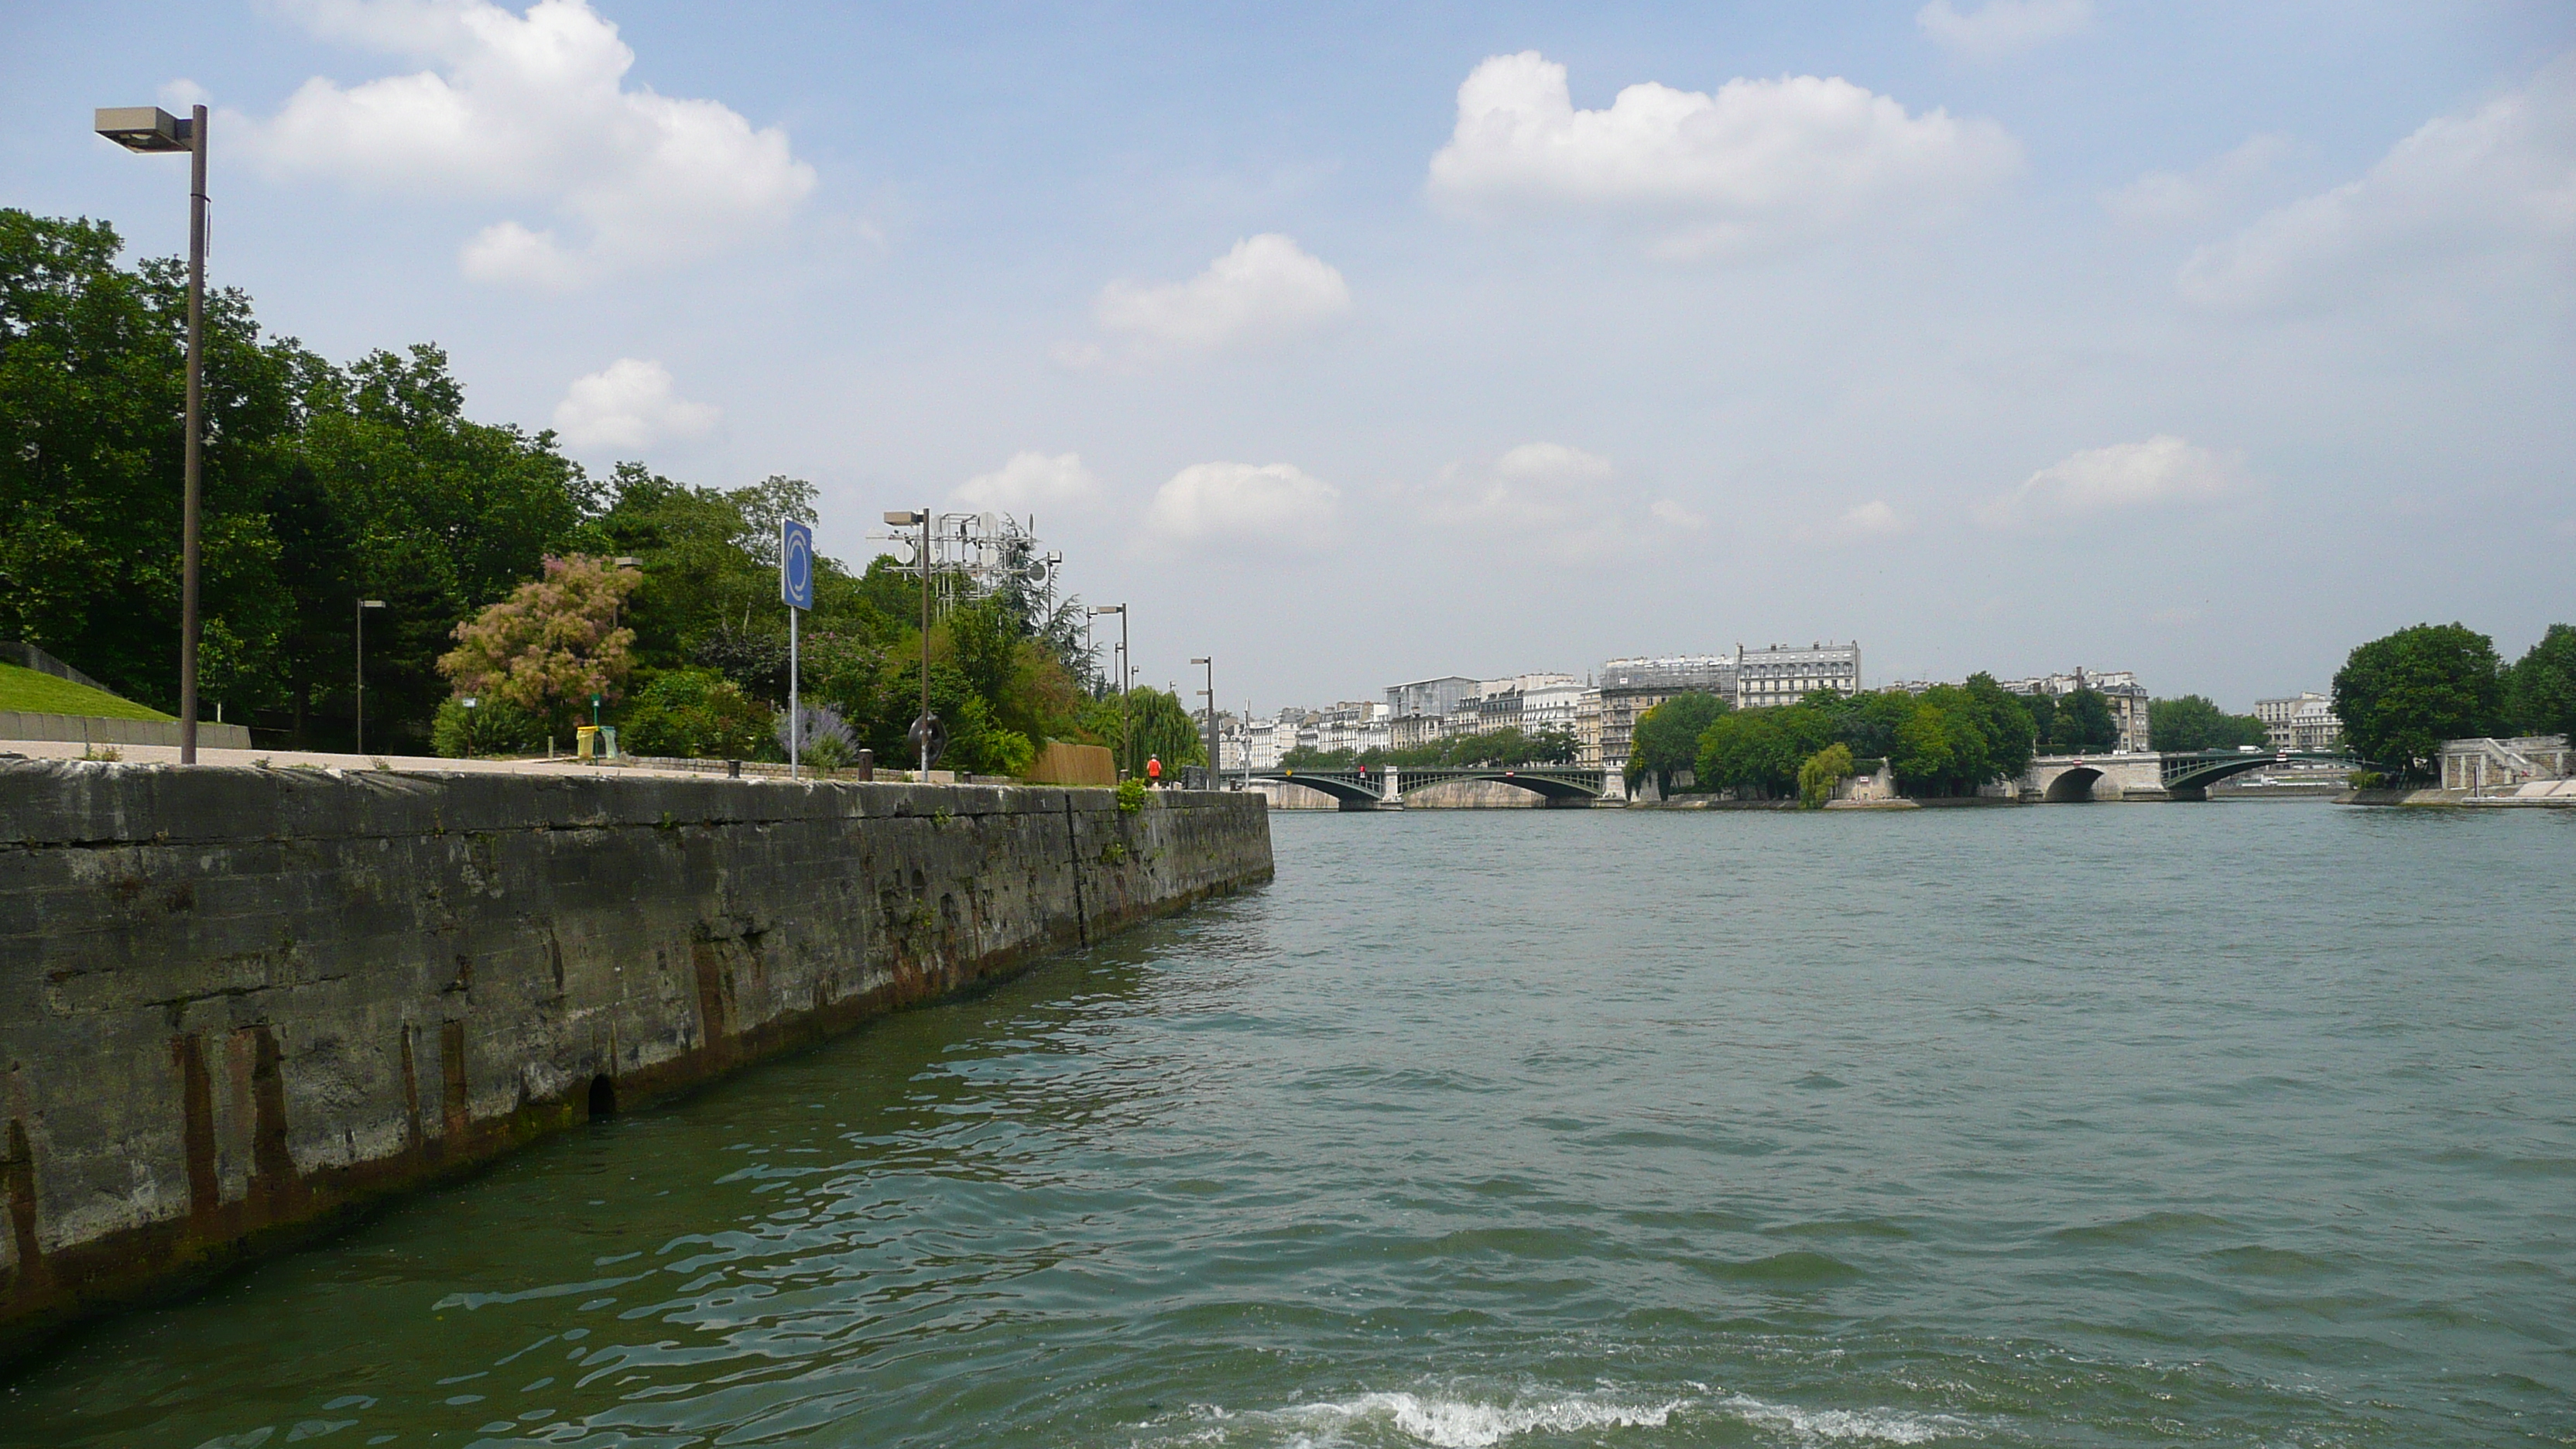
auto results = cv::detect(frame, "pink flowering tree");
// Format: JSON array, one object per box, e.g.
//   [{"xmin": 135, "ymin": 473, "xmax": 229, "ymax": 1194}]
[{"xmin": 438, "ymin": 556, "xmax": 642, "ymax": 733}]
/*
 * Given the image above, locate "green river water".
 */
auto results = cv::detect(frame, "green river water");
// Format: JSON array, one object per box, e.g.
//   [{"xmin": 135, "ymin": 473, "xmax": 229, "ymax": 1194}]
[{"xmin": 4, "ymin": 802, "xmax": 2571, "ymax": 1447}]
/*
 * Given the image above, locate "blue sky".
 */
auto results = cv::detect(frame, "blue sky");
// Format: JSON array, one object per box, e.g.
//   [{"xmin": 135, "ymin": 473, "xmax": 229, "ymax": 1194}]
[{"xmin": 5, "ymin": 1, "xmax": 2570, "ymax": 711}]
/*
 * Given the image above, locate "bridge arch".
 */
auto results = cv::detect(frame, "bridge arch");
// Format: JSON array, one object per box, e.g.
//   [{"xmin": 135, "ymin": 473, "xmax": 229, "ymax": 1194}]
[{"xmin": 2043, "ymin": 766, "xmax": 2105, "ymax": 803}]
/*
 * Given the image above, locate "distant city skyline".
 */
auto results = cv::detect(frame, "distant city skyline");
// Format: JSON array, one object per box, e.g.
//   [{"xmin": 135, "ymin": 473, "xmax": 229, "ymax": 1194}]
[{"xmin": 8, "ymin": 2, "xmax": 2568, "ymax": 709}]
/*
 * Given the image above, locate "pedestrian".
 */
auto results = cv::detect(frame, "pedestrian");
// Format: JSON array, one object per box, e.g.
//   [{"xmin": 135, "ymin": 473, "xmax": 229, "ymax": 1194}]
[{"xmin": 1146, "ymin": 755, "xmax": 1163, "ymax": 787}]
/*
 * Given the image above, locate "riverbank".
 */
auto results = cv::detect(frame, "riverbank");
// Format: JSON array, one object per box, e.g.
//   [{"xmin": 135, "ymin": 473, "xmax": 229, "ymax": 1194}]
[
  {"xmin": 2342, "ymin": 784, "xmax": 2576, "ymax": 807},
  {"xmin": 0, "ymin": 759, "xmax": 1271, "ymax": 1362}
]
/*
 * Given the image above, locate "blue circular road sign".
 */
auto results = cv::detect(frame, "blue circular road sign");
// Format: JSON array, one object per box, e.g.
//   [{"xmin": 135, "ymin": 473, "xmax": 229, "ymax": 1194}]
[{"xmin": 781, "ymin": 519, "xmax": 814, "ymax": 609}]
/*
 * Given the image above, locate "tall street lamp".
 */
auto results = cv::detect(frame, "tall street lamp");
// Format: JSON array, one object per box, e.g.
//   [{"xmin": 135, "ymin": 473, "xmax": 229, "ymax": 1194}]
[
  {"xmin": 1091, "ymin": 605, "xmax": 1128, "ymax": 777},
  {"xmin": 96, "ymin": 104, "xmax": 208, "ymax": 762},
  {"xmin": 1190, "ymin": 656, "xmax": 1216, "ymax": 790},
  {"xmin": 355, "ymin": 598, "xmax": 385, "ymax": 754},
  {"xmin": 885, "ymin": 510, "xmax": 936, "ymax": 779}
]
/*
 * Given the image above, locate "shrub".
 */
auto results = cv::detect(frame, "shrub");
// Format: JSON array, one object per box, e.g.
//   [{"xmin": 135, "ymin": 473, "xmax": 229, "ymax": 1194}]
[
  {"xmin": 432, "ymin": 696, "xmax": 546, "ymax": 758},
  {"xmin": 1117, "ymin": 778, "xmax": 1148, "ymax": 814},
  {"xmin": 622, "ymin": 669, "xmax": 771, "ymax": 759},
  {"xmin": 772, "ymin": 702, "xmax": 857, "ymax": 764}
]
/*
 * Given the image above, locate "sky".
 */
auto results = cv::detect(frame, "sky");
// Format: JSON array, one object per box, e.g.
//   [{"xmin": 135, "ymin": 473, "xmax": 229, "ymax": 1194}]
[{"xmin": 5, "ymin": 0, "xmax": 2571, "ymax": 714}]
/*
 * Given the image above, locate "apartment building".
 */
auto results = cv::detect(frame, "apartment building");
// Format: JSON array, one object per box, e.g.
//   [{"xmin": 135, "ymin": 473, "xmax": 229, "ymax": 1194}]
[
  {"xmin": 1735, "ymin": 642, "xmax": 1862, "ymax": 711},
  {"xmin": 1598, "ymin": 655, "xmax": 1737, "ymax": 779},
  {"xmin": 2255, "ymin": 692, "xmax": 2343, "ymax": 752},
  {"xmin": 2002, "ymin": 669, "xmax": 2151, "ymax": 754}
]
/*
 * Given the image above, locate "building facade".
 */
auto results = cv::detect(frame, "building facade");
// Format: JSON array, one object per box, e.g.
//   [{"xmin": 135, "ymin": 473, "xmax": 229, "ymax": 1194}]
[
  {"xmin": 1735, "ymin": 642, "xmax": 1862, "ymax": 711},
  {"xmin": 2255, "ymin": 692, "xmax": 2343, "ymax": 752},
  {"xmin": 1598, "ymin": 655, "xmax": 1738, "ymax": 781},
  {"xmin": 2001, "ymin": 669, "xmax": 2151, "ymax": 754}
]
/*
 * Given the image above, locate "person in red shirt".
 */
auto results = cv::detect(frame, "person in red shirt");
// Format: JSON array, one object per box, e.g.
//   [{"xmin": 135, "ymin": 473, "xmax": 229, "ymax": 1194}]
[{"xmin": 1146, "ymin": 755, "xmax": 1163, "ymax": 786}]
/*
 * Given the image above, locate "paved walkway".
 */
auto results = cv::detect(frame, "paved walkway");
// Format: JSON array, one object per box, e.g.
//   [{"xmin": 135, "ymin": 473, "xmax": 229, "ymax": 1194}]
[{"xmin": 0, "ymin": 738, "xmax": 958, "ymax": 784}]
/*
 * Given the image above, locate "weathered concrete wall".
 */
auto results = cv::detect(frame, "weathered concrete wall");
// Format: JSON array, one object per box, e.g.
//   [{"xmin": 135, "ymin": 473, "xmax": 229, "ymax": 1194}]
[
  {"xmin": 0, "ymin": 711, "xmax": 255, "ymax": 750},
  {"xmin": 0, "ymin": 760, "xmax": 1270, "ymax": 1361}
]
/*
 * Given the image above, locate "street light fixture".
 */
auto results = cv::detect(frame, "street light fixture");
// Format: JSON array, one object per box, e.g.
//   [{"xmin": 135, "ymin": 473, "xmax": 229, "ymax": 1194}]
[
  {"xmin": 1190, "ymin": 656, "xmax": 1215, "ymax": 790},
  {"xmin": 885, "ymin": 510, "xmax": 936, "ymax": 778},
  {"xmin": 97, "ymin": 103, "xmax": 208, "ymax": 762},
  {"xmin": 1091, "ymin": 605, "xmax": 1128, "ymax": 778},
  {"xmin": 355, "ymin": 599, "xmax": 386, "ymax": 754}
]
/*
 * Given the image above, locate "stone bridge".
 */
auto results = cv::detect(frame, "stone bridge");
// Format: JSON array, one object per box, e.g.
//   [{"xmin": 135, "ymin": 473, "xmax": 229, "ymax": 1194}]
[
  {"xmin": 2019, "ymin": 749, "xmax": 2359, "ymax": 802},
  {"xmin": 1243, "ymin": 764, "xmax": 1607, "ymax": 810}
]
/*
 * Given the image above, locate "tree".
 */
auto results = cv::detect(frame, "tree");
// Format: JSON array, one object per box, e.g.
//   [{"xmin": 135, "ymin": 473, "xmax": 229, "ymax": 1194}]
[
  {"xmin": 2047, "ymin": 687, "xmax": 2119, "ymax": 752},
  {"xmin": 2150, "ymin": 695, "xmax": 2269, "ymax": 752},
  {"xmin": 1120, "ymin": 687, "xmax": 1204, "ymax": 776},
  {"xmin": 437, "ymin": 556, "xmax": 641, "ymax": 734},
  {"xmin": 0, "ymin": 209, "xmax": 304, "ymax": 718},
  {"xmin": 1798, "ymin": 742, "xmax": 1855, "ymax": 810},
  {"xmin": 2505, "ymin": 624, "xmax": 2576, "ymax": 740},
  {"xmin": 2333, "ymin": 622, "xmax": 2504, "ymax": 775},
  {"xmin": 1958, "ymin": 673, "xmax": 2037, "ymax": 779},
  {"xmin": 1628, "ymin": 690, "xmax": 1729, "ymax": 793},
  {"xmin": 302, "ymin": 345, "xmax": 599, "ymax": 746}
]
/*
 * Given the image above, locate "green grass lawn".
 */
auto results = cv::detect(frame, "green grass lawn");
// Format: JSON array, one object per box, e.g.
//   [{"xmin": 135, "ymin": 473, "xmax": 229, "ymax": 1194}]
[{"xmin": 0, "ymin": 661, "xmax": 174, "ymax": 721}]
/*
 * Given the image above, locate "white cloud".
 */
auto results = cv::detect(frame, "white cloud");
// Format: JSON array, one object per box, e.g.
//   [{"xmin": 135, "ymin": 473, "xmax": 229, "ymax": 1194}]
[
  {"xmin": 1981, "ymin": 435, "xmax": 2248, "ymax": 527},
  {"xmin": 1791, "ymin": 498, "xmax": 1906, "ymax": 543},
  {"xmin": 1917, "ymin": 0, "xmax": 2094, "ymax": 62},
  {"xmin": 1840, "ymin": 499, "xmax": 1903, "ymax": 535},
  {"xmin": 2102, "ymin": 134, "xmax": 2294, "ymax": 228},
  {"xmin": 1422, "ymin": 442, "xmax": 1614, "ymax": 533},
  {"xmin": 242, "ymin": 0, "xmax": 815, "ymax": 286},
  {"xmin": 1142, "ymin": 462, "xmax": 1341, "ymax": 548},
  {"xmin": 159, "ymin": 77, "xmax": 211, "ymax": 109},
  {"xmin": 1084, "ymin": 235, "xmax": 1351, "ymax": 360},
  {"xmin": 552, "ymin": 358, "xmax": 718, "ymax": 450},
  {"xmin": 1427, "ymin": 52, "xmax": 2021, "ymax": 258},
  {"xmin": 1649, "ymin": 498, "xmax": 1708, "ymax": 531},
  {"xmin": 2179, "ymin": 57, "xmax": 2576, "ymax": 313},
  {"xmin": 954, "ymin": 451, "xmax": 1100, "ymax": 514},
  {"xmin": 1417, "ymin": 443, "xmax": 1702, "ymax": 560}
]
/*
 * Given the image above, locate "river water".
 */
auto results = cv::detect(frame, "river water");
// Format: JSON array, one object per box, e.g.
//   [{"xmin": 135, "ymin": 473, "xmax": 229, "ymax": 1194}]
[{"xmin": 6, "ymin": 803, "xmax": 2572, "ymax": 1447}]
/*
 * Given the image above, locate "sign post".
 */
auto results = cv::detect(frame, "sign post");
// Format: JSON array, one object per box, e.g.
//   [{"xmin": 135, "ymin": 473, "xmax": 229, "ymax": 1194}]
[{"xmin": 781, "ymin": 518, "xmax": 814, "ymax": 779}]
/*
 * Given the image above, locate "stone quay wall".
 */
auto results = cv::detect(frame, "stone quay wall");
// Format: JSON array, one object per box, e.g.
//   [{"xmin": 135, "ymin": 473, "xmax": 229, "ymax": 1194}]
[{"xmin": 0, "ymin": 760, "xmax": 1272, "ymax": 1361}]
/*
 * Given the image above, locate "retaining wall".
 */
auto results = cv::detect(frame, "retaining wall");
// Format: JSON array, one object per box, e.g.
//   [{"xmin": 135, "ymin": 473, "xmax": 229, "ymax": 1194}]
[
  {"xmin": 0, "ymin": 760, "xmax": 1271, "ymax": 1361},
  {"xmin": 0, "ymin": 711, "xmax": 255, "ymax": 751}
]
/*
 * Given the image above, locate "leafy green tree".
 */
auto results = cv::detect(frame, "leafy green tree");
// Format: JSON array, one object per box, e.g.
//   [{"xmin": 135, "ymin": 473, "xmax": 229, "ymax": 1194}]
[
  {"xmin": 2150, "ymin": 695, "xmax": 2269, "ymax": 752},
  {"xmin": 0, "ymin": 209, "xmax": 303, "ymax": 716},
  {"xmin": 1797, "ymin": 742, "xmax": 1855, "ymax": 809},
  {"xmin": 2047, "ymin": 687, "xmax": 2119, "ymax": 752},
  {"xmin": 1956, "ymin": 674, "xmax": 2038, "ymax": 779},
  {"xmin": 2334, "ymin": 622, "xmax": 2504, "ymax": 774},
  {"xmin": 300, "ymin": 345, "xmax": 599, "ymax": 747},
  {"xmin": 2504, "ymin": 624, "xmax": 2576, "ymax": 739},
  {"xmin": 1122, "ymin": 687, "xmax": 1205, "ymax": 777},
  {"xmin": 1627, "ymin": 690, "xmax": 1729, "ymax": 793}
]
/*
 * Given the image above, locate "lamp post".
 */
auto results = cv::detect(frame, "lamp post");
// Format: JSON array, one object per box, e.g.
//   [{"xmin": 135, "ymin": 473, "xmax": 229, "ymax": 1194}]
[
  {"xmin": 885, "ymin": 510, "xmax": 934, "ymax": 779},
  {"xmin": 459, "ymin": 697, "xmax": 478, "ymax": 760},
  {"xmin": 95, "ymin": 104, "xmax": 207, "ymax": 762},
  {"xmin": 1190, "ymin": 656, "xmax": 1214, "ymax": 790},
  {"xmin": 355, "ymin": 599, "xmax": 385, "ymax": 754},
  {"xmin": 611, "ymin": 556, "xmax": 642, "ymax": 632},
  {"xmin": 1091, "ymin": 605, "xmax": 1128, "ymax": 777}
]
